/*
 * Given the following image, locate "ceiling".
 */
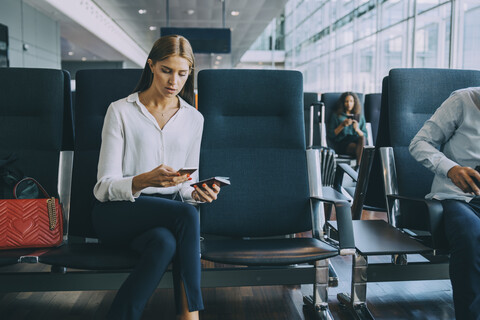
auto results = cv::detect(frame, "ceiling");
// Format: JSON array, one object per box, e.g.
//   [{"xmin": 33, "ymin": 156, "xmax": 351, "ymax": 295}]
[{"xmin": 28, "ymin": 0, "xmax": 287, "ymax": 71}]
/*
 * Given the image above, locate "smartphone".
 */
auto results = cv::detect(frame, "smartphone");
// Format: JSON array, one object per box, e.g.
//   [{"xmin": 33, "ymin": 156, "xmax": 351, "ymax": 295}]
[
  {"xmin": 178, "ymin": 167, "xmax": 197, "ymax": 176},
  {"xmin": 190, "ymin": 177, "xmax": 230, "ymax": 189}
]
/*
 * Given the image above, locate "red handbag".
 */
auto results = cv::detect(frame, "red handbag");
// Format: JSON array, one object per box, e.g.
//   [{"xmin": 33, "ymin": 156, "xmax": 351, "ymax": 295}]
[{"xmin": 0, "ymin": 178, "xmax": 63, "ymax": 250}]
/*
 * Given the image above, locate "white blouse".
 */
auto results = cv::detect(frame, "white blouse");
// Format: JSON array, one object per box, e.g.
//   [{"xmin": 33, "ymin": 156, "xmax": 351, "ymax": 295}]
[{"xmin": 93, "ymin": 92, "xmax": 204, "ymax": 202}]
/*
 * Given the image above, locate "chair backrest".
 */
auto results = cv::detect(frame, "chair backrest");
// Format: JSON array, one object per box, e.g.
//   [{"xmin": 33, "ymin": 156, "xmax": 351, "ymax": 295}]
[
  {"xmin": 387, "ymin": 68, "xmax": 480, "ymax": 229},
  {"xmin": 366, "ymin": 69, "xmax": 480, "ymax": 227},
  {"xmin": 61, "ymin": 70, "xmax": 75, "ymax": 152},
  {"xmin": 197, "ymin": 70, "xmax": 311, "ymax": 237},
  {"xmin": 364, "ymin": 77, "xmax": 390, "ymax": 210},
  {"xmin": 320, "ymin": 92, "xmax": 364, "ymax": 149},
  {"xmin": 303, "ymin": 92, "xmax": 320, "ymax": 148},
  {"xmin": 0, "ymin": 68, "xmax": 65, "ymax": 197},
  {"xmin": 364, "ymin": 93, "xmax": 381, "ymax": 145},
  {"xmin": 69, "ymin": 69, "xmax": 143, "ymax": 238}
]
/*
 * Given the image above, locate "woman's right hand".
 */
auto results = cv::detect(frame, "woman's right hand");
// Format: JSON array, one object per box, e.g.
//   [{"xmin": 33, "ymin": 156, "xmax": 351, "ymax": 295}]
[
  {"xmin": 132, "ymin": 164, "xmax": 190, "ymax": 194},
  {"xmin": 342, "ymin": 118, "xmax": 353, "ymax": 127}
]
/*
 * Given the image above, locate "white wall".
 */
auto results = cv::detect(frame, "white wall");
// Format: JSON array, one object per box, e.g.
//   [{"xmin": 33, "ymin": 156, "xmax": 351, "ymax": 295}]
[{"xmin": 0, "ymin": 0, "xmax": 60, "ymax": 68}]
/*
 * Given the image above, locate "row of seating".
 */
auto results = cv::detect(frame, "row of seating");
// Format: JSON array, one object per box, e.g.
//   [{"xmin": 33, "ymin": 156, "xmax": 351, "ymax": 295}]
[
  {"xmin": 329, "ymin": 68, "xmax": 480, "ymax": 319},
  {"xmin": 1, "ymin": 67, "xmax": 479, "ymax": 319},
  {"xmin": 0, "ymin": 68, "xmax": 354, "ymax": 319}
]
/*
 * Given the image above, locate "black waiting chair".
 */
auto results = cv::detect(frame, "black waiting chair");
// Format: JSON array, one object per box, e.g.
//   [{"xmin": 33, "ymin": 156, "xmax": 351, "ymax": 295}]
[
  {"xmin": 304, "ymin": 92, "xmax": 336, "ymax": 187},
  {"xmin": 197, "ymin": 69, "xmax": 355, "ymax": 318},
  {"xmin": 363, "ymin": 93, "xmax": 381, "ymax": 146},
  {"xmin": 0, "ymin": 68, "xmax": 69, "ymax": 267},
  {"xmin": 334, "ymin": 68, "xmax": 480, "ymax": 319},
  {"xmin": 0, "ymin": 69, "xmax": 144, "ymax": 292},
  {"xmin": 38, "ymin": 69, "xmax": 144, "ymax": 271}
]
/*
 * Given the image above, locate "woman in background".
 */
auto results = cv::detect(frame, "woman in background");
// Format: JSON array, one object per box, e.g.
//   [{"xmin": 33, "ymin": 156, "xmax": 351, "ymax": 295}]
[{"xmin": 327, "ymin": 91, "xmax": 367, "ymax": 166}]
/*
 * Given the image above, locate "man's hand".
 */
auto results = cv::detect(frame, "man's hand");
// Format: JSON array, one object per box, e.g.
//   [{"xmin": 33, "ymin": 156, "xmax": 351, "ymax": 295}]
[{"xmin": 447, "ymin": 165, "xmax": 480, "ymax": 196}]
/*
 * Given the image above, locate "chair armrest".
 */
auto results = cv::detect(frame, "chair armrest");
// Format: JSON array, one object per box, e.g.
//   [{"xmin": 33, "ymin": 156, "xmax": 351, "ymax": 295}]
[
  {"xmin": 334, "ymin": 163, "xmax": 358, "ymax": 192},
  {"xmin": 311, "ymin": 196, "xmax": 355, "ymax": 254},
  {"xmin": 386, "ymin": 194, "xmax": 446, "ymax": 249}
]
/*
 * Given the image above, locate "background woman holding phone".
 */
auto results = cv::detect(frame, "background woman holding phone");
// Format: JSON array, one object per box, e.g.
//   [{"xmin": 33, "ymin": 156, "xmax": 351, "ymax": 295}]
[{"xmin": 327, "ymin": 91, "xmax": 367, "ymax": 166}]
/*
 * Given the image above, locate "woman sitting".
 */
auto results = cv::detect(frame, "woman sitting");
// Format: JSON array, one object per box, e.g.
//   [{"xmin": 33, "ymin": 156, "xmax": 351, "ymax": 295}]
[{"xmin": 327, "ymin": 91, "xmax": 367, "ymax": 166}]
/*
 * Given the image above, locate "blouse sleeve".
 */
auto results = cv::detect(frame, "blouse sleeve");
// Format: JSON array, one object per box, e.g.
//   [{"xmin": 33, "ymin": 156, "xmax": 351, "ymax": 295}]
[{"xmin": 93, "ymin": 105, "xmax": 136, "ymax": 202}]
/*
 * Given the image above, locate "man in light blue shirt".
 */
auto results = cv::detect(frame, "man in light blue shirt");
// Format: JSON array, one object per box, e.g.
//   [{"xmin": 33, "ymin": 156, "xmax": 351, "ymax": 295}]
[{"xmin": 410, "ymin": 87, "xmax": 480, "ymax": 319}]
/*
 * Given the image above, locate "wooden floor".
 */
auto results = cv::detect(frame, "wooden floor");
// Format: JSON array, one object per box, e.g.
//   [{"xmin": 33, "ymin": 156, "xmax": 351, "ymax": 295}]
[{"xmin": 0, "ymin": 210, "xmax": 455, "ymax": 319}]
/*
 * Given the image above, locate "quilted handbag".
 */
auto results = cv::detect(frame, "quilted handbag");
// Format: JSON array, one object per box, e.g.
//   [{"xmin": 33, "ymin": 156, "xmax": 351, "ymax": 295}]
[{"xmin": 0, "ymin": 178, "xmax": 63, "ymax": 250}]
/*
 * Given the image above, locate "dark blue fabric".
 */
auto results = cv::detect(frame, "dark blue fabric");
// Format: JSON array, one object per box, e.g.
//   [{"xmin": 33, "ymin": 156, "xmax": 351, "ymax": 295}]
[
  {"xmin": 0, "ymin": 68, "xmax": 64, "ymax": 197},
  {"xmin": 364, "ymin": 93, "xmax": 381, "ymax": 145},
  {"xmin": 443, "ymin": 198, "xmax": 480, "ymax": 320},
  {"xmin": 70, "ymin": 69, "xmax": 143, "ymax": 237},
  {"xmin": 365, "ymin": 77, "xmax": 390, "ymax": 210},
  {"xmin": 61, "ymin": 70, "xmax": 75, "ymax": 151},
  {"xmin": 92, "ymin": 196, "xmax": 204, "ymax": 318},
  {"xmin": 197, "ymin": 69, "xmax": 310, "ymax": 237},
  {"xmin": 304, "ymin": 92, "xmax": 321, "ymax": 147}
]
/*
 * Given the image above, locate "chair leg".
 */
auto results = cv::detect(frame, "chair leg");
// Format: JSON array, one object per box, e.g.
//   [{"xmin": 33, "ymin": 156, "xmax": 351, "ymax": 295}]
[
  {"xmin": 328, "ymin": 260, "xmax": 338, "ymax": 287},
  {"xmin": 303, "ymin": 259, "xmax": 334, "ymax": 319},
  {"xmin": 337, "ymin": 253, "xmax": 375, "ymax": 319}
]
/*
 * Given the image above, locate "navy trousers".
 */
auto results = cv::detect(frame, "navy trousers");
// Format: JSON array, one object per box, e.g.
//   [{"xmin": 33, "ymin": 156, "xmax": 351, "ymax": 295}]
[
  {"xmin": 92, "ymin": 195, "xmax": 204, "ymax": 320},
  {"xmin": 443, "ymin": 198, "xmax": 480, "ymax": 320}
]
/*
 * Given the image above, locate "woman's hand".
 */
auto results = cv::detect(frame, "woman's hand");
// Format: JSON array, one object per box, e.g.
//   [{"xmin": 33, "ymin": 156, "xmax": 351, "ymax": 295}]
[
  {"xmin": 335, "ymin": 118, "xmax": 353, "ymax": 136},
  {"xmin": 191, "ymin": 183, "xmax": 221, "ymax": 203},
  {"xmin": 342, "ymin": 118, "xmax": 353, "ymax": 127},
  {"xmin": 352, "ymin": 120, "xmax": 364, "ymax": 136},
  {"xmin": 132, "ymin": 164, "xmax": 190, "ymax": 194},
  {"xmin": 447, "ymin": 165, "xmax": 480, "ymax": 195}
]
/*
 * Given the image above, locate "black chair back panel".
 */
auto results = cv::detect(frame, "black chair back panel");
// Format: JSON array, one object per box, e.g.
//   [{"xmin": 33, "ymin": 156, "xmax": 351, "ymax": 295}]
[
  {"xmin": 69, "ymin": 69, "xmax": 143, "ymax": 238},
  {"xmin": 304, "ymin": 92, "xmax": 320, "ymax": 147},
  {"xmin": 198, "ymin": 69, "xmax": 311, "ymax": 237},
  {"xmin": 365, "ymin": 77, "xmax": 389, "ymax": 210},
  {"xmin": 0, "ymin": 68, "xmax": 64, "ymax": 197},
  {"xmin": 200, "ymin": 149, "xmax": 311, "ymax": 237},
  {"xmin": 388, "ymin": 68, "xmax": 480, "ymax": 228},
  {"xmin": 364, "ymin": 93, "xmax": 381, "ymax": 145},
  {"xmin": 62, "ymin": 70, "xmax": 75, "ymax": 151}
]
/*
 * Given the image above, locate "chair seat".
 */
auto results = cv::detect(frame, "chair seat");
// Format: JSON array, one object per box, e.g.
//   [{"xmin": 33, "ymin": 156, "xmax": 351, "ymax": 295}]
[
  {"xmin": 201, "ymin": 237, "xmax": 338, "ymax": 266},
  {"xmin": 38, "ymin": 243, "xmax": 140, "ymax": 270},
  {"xmin": 329, "ymin": 220, "xmax": 432, "ymax": 256}
]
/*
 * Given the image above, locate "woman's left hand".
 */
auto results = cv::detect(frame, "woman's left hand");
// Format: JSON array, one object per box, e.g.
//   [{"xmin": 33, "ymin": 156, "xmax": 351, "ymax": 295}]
[
  {"xmin": 352, "ymin": 120, "xmax": 364, "ymax": 136},
  {"xmin": 192, "ymin": 183, "xmax": 221, "ymax": 203},
  {"xmin": 352, "ymin": 119, "xmax": 359, "ymax": 130}
]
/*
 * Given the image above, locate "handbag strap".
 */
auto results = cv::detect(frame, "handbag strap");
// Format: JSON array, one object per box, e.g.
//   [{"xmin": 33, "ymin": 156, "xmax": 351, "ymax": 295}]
[{"xmin": 13, "ymin": 177, "xmax": 50, "ymax": 199}]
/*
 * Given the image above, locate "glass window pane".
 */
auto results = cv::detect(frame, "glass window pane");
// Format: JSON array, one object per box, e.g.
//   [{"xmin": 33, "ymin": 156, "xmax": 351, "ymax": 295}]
[
  {"xmin": 354, "ymin": 34, "xmax": 376, "ymax": 93},
  {"xmin": 416, "ymin": 0, "xmax": 442, "ymax": 14},
  {"xmin": 414, "ymin": 3, "xmax": 451, "ymax": 68},
  {"xmin": 462, "ymin": 2, "xmax": 480, "ymax": 69},
  {"xmin": 378, "ymin": 23, "xmax": 407, "ymax": 79},
  {"xmin": 381, "ymin": 0, "xmax": 407, "ymax": 29}
]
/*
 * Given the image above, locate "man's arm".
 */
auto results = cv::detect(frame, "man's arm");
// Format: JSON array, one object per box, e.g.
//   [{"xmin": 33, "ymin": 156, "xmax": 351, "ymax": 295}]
[{"xmin": 409, "ymin": 92, "xmax": 480, "ymax": 195}]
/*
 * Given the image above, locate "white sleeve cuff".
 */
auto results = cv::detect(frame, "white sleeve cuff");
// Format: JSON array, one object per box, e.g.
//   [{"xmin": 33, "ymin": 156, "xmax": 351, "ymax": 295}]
[
  {"xmin": 110, "ymin": 176, "xmax": 137, "ymax": 202},
  {"xmin": 436, "ymin": 157, "xmax": 458, "ymax": 177}
]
